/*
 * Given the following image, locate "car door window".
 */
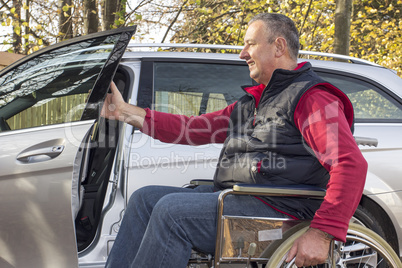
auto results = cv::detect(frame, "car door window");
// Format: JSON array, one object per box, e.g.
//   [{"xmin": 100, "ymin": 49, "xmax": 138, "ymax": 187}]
[
  {"xmin": 318, "ymin": 72, "xmax": 402, "ymax": 121},
  {"xmin": 153, "ymin": 62, "xmax": 252, "ymax": 116},
  {"xmin": 0, "ymin": 35, "xmax": 123, "ymax": 132}
]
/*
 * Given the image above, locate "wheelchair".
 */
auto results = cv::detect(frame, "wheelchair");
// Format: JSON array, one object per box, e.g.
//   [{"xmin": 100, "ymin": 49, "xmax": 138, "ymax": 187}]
[{"xmin": 187, "ymin": 180, "xmax": 402, "ymax": 268}]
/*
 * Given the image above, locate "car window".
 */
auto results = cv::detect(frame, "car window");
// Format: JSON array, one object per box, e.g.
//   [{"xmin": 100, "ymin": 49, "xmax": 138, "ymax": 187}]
[
  {"xmin": 318, "ymin": 72, "xmax": 402, "ymax": 121},
  {"xmin": 0, "ymin": 34, "xmax": 123, "ymax": 132},
  {"xmin": 153, "ymin": 62, "xmax": 252, "ymax": 116}
]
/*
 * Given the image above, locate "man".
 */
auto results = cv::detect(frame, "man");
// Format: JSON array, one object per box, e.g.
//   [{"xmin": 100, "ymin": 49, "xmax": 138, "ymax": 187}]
[{"xmin": 103, "ymin": 13, "xmax": 367, "ymax": 267}]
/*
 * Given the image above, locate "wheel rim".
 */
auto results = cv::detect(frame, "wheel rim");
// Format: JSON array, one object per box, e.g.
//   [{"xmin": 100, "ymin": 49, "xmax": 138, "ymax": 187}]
[{"xmin": 267, "ymin": 223, "xmax": 401, "ymax": 268}]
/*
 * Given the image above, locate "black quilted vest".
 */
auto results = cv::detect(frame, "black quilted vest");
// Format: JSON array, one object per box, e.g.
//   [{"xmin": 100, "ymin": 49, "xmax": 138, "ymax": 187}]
[{"xmin": 213, "ymin": 62, "xmax": 353, "ymax": 218}]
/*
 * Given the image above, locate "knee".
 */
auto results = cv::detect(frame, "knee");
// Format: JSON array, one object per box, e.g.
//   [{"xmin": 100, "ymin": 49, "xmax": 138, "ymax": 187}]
[
  {"xmin": 127, "ymin": 185, "xmax": 158, "ymax": 210},
  {"xmin": 152, "ymin": 195, "xmax": 182, "ymax": 222}
]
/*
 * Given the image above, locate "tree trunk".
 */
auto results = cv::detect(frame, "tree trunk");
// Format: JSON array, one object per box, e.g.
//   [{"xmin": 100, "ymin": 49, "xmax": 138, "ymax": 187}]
[
  {"xmin": 334, "ymin": 0, "xmax": 352, "ymax": 56},
  {"xmin": 13, "ymin": 0, "xmax": 23, "ymax": 53},
  {"xmin": 84, "ymin": 0, "xmax": 99, "ymax": 34},
  {"xmin": 58, "ymin": 0, "xmax": 73, "ymax": 40},
  {"xmin": 102, "ymin": 0, "xmax": 123, "ymax": 30},
  {"xmin": 24, "ymin": 0, "xmax": 30, "ymax": 53}
]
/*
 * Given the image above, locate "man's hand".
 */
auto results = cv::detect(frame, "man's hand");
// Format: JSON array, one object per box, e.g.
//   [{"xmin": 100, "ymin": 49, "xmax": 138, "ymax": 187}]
[
  {"xmin": 101, "ymin": 81, "xmax": 146, "ymax": 128},
  {"xmin": 101, "ymin": 81, "xmax": 125, "ymax": 120},
  {"xmin": 285, "ymin": 227, "xmax": 332, "ymax": 267}
]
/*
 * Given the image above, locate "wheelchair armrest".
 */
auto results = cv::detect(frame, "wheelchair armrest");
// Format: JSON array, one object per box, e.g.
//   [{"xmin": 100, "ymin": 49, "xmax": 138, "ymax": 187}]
[
  {"xmin": 354, "ymin": 136, "xmax": 378, "ymax": 147},
  {"xmin": 189, "ymin": 179, "xmax": 214, "ymax": 186},
  {"xmin": 233, "ymin": 184, "xmax": 326, "ymax": 198}
]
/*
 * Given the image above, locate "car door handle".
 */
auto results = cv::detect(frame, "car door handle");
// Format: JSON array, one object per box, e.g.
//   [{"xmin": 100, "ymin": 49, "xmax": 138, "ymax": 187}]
[{"xmin": 17, "ymin": 145, "xmax": 65, "ymax": 163}]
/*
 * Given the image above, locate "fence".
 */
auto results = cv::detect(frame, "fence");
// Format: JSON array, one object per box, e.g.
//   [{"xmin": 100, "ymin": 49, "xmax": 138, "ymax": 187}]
[{"xmin": 6, "ymin": 93, "xmax": 88, "ymax": 130}]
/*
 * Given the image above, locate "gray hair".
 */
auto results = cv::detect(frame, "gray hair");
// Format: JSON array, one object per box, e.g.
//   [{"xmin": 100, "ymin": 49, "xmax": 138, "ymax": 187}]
[{"xmin": 249, "ymin": 13, "xmax": 300, "ymax": 60}]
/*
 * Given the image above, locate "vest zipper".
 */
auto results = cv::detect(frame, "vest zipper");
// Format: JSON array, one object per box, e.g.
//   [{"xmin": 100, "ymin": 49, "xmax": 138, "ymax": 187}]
[{"xmin": 253, "ymin": 107, "xmax": 257, "ymax": 126}]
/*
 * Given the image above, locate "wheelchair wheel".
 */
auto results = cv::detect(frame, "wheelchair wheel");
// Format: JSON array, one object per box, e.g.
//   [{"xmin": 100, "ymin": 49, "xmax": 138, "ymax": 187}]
[{"xmin": 266, "ymin": 222, "xmax": 402, "ymax": 268}]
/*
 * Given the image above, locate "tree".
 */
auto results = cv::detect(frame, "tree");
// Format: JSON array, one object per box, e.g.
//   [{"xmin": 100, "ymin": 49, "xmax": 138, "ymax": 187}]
[
  {"xmin": 101, "ymin": 0, "xmax": 125, "ymax": 30},
  {"xmin": 350, "ymin": 0, "xmax": 402, "ymax": 75},
  {"xmin": 334, "ymin": 0, "xmax": 352, "ymax": 56},
  {"xmin": 83, "ymin": 0, "xmax": 98, "ymax": 34},
  {"xmin": 12, "ymin": 0, "xmax": 23, "ymax": 53},
  {"xmin": 58, "ymin": 0, "xmax": 73, "ymax": 40}
]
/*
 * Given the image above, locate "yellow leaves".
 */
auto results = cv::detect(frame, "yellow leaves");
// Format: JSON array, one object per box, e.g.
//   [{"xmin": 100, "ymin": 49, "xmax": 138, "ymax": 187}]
[
  {"xmin": 114, "ymin": 18, "xmax": 126, "ymax": 26},
  {"xmin": 62, "ymin": 5, "xmax": 72, "ymax": 12},
  {"xmin": 2, "ymin": 17, "xmax": 12, "ymax": 26},
  {"xmin": 14, "ymin": 28, "xmax": 21, "ymax": 36}
]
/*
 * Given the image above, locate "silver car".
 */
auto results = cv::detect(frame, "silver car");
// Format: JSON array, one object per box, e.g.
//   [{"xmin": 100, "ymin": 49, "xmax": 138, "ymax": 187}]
[{"xmin": 0, "ymin": 29, "xmax": 401, "ymax": 268}]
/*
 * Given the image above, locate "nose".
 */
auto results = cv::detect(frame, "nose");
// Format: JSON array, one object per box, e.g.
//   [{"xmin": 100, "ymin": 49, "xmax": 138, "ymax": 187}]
[{"xmin": 239, "ymin": 46, "xmax": 249, "ymax": 60}]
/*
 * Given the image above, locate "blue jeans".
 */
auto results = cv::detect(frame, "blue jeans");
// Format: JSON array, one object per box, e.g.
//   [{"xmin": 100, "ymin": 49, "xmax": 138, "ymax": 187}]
[{"xmin": 105, "ymin": 185, "xmax": 288, "ymax": 268}]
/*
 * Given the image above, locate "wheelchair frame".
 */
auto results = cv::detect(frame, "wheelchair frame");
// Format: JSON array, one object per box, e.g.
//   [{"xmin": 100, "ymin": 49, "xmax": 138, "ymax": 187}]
[
  {"xmin": 187, "ymin": 181, "xmax": 402, "ymax": 268},
  {"xmin": 214, "ymin": 184, "xmax": 328, "ymax": 267}
]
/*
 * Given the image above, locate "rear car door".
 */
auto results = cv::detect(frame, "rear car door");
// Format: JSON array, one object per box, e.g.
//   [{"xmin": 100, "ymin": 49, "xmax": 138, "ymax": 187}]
[{"xmin": 0, "ymin": 26, "xmax": 135, "ymax": 268}]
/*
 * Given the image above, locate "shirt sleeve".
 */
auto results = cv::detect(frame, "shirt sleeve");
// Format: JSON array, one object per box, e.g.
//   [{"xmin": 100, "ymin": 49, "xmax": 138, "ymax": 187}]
[
  {"xmin": 294, "ymin": 87, "xmax": 368, "ymax": 242},
  {"xmin": 139, "ymin": 103, "xmax": 235, "ymax": 145}
]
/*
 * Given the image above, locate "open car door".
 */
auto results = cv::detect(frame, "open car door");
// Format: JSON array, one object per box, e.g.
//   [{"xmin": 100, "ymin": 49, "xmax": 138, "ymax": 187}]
[{"xmin": 0, "ymin": 26, "xmax": 135, "ymax": 268}]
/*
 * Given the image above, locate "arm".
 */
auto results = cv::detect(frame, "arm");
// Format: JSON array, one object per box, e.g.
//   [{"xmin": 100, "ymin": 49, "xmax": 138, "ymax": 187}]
[
  {"xmin": 140, "ymin": 104, "xmax": 235, "ymax": 145},
  {"xmin": 286, "ymin": 88, "xmax": 368, "ymax": 266},
  {"xmin": 102, "ymin": 82, "xmax": 235, "ymax": 145}
]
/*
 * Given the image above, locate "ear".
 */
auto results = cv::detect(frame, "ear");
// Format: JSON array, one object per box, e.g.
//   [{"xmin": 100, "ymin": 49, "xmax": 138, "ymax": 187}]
[{"xmin": 274, "ymin": 37, "xmax": 287, "ymax": 57}]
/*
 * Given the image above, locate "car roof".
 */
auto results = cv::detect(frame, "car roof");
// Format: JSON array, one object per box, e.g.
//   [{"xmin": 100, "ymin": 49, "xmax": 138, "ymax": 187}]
[{"xmin": 122, "ymin": 43, "xmax": 402, "ymax": 98}]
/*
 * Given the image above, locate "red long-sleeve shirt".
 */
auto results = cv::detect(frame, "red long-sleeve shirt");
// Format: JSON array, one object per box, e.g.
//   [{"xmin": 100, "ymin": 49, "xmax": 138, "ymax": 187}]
[{"xmin": 140, "ymin": 64, "xmax": 367, "ymax": 241}]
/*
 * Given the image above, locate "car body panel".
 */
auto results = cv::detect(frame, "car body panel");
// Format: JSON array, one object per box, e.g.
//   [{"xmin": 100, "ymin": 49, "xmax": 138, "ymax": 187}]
[
  {"xmin": 0, "ymin": 122, "xmax": 92, "ymax": 268},
  {"xmin": 365, "ymin": 190, "xmax": 402, "ymax": 255}
]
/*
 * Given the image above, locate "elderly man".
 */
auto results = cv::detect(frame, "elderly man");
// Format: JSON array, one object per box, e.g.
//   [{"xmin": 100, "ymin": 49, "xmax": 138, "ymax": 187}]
[{"xmin": 103, "ymin": 13, "xmax": 367, "ymax": 267}]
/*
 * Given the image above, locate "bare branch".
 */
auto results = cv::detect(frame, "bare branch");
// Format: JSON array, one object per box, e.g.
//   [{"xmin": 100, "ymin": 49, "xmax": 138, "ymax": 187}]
[{"xmin": 161, "ymin": 0, "xmax": 187, "ymax": 43}]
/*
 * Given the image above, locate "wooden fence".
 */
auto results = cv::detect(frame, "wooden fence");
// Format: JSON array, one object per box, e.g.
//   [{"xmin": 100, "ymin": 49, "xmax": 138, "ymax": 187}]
[{"xmin": 6, "ymin": 93, "xmax": 88, "ymax": 130}]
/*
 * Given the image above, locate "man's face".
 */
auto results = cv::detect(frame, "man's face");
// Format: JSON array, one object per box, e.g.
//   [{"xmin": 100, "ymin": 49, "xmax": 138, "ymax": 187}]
[{"xmin": 240, "ymin": 20, "xmax": 277, "ymax": 86}]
